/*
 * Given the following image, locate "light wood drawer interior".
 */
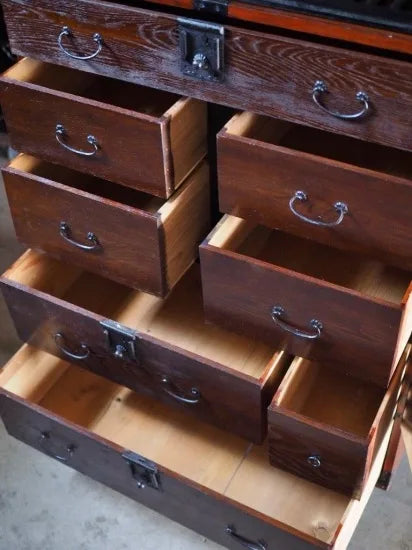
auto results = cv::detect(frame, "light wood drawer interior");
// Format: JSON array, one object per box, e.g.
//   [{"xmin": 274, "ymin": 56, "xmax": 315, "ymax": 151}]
[
  {"xmin": 268, "ymin": 348, "xmax": 410, "ymax": 496},
  {"xmin": 0, "ymin": 58, "xmax": 207, "ymax": 197},
  {"xmin": 0, "ymin": 343, "xmax": 396, "ymax": 549},
  {"xmin": 201, "ymin": 215, "xmax": 412, "ymax": 385},
  {"xmin": 226, "ymin": 112, "xmax": 412, "ymax": 179}
]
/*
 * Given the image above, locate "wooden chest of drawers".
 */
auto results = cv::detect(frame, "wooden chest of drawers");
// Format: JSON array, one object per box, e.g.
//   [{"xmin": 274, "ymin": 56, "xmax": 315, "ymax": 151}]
[{"xmin": 0, "ymin": 0, "xmax": 411, "ymax": 548}]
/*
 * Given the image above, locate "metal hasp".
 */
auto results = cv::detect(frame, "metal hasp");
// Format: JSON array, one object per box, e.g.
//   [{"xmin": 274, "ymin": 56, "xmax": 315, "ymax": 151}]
[
  {"xmin": 194, "ymin": 0, "xmax": 229, "ymax": 16},
  {"xmin": 178, "ymin": 18, "xmax": 224, "ymax": 82},
  {"xmin": 101, "ymin": 319, "xmax": 137, "ymax": 362},
  {"xmin": 122, "ymin": 451, "xmax": 161, "ymax": 490}
]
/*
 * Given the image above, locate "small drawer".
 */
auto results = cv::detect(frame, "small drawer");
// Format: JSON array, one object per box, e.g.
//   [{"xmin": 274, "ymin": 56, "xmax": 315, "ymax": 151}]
[
  {"xmin": 0, "ymin": 58, "xmax": 207, "ymax": 198},
  {"xmin": 3, "ymin": 155, "xmax": 210, "ymax": 297},
  {"xmin": 218, "ymin": 113, "xmax": 412, "ymax": 270},
  {"xmin": 200, "ymin": 215, "xmax": 412, "ymax": 388},
  {"xmin": 268, "ymin": 346, "xmax": 410, "ymax": 497},
  {"xmin": 0, "ymin": 251, "xmax": 291, "ymax": 443},
  {"xmin": 0, "ymin": 344, "xmax": 401, "ymax": 550}
]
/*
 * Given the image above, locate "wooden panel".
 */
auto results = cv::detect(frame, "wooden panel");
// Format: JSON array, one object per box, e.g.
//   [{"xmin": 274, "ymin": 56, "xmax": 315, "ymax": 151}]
[
  {"xmin": 0, "ymin": 272, "xmax": 278, "ymax": 443},
  {"xmin": 218, "ymin": 122, "xmax": 412, "ymax": 270},
  {"xmin": 2, "ymin": 0, "xmax": 412, "ymax": 150},
  {"xmin": 200, "ymin": 240, "xmax": 403, "ymax": 387},
  {"xmin": 268, "ymin": 409, "xmax": 368, "ymax": 496},
  {"xmin": 3, "ymin": 162, "xmax": 166, "ymax": 295}
]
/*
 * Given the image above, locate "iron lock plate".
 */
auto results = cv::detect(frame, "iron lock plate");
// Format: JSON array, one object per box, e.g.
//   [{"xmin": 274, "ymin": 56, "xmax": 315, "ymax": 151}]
[
  {"xmin": 101, "ymin": 319, "xmax": 137, "ymax": 362},
  {"xmin": 178, "ymin": 18, "xmax": 224, "ymax": 82},
  {"xmin": 122, "ymin": 451, "xmax": 161, "ymax": 491},
  {"xmin": 193, "ymin": 0, "xmax": 228, "ymax": 16}
]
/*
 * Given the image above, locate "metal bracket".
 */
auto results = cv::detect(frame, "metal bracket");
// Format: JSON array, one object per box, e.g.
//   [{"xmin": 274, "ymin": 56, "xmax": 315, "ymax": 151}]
[
  {"xmin": 122, "ymin": 451, "xmax": 161, "ymax": 491},
  {"xmin": 178, "ymin": 18, "xmax": 224, "ymax": 82},
  {"xmin": 194, "ymin": 0, "xmax": 228, "ymax": 16},
  {"xmin": 101, "ymin": 320, "xmax": 137, "ymax": 362}
]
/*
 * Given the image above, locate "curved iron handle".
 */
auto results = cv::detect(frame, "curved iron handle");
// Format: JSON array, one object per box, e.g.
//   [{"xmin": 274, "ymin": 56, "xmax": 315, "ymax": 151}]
[
  {"xmin": 60, "ymin": 221, "xmax": 99, "ymax": 251},
  {"xmin": 39, "ymin": 432, "xmax": 76, "ymax": 462},
  {"xmin": 56, "ymin": 124, "xmax": 99, "ymax": 157},
  {"xmin": 55, "ymin": 332, "xmax": 90, "ymax": 360},
  {"xmin": 161, "ymin": 376, "xmax": 201, "ymax": 405},
  {"xmin": 312, "ymin": 80, "xmax": 369, "ymax": 120},
  {"xmin": 226, "ymin": 526, "xmax": 267, "ymax": 550},
  {"xmin": 271, "ymin": 306, "xmax": 323, "ymax": 340},
  {"xmin": 289, "ymin": 191, "xmax": 348, "ymax": 227},
  {"xmin": 58, "ymin": 25, "xmax": 103, "ymax": 60}
]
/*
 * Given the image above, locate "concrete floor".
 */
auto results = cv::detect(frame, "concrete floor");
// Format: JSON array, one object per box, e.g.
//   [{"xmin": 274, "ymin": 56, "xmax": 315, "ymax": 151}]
[{"xmin": 0, "ymin": 173, "xmax": 411, "ymax": 549}]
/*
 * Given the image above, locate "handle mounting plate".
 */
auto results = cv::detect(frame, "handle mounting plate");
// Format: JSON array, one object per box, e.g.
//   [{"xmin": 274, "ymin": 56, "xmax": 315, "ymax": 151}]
[{"xmin": 178, "ymin": 17, "xmax": 224, "ymax": 82}]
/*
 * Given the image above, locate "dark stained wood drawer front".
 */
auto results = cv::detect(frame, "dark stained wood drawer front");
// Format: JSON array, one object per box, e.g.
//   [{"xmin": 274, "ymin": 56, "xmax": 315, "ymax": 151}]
[
  {"xmin": 0, "ymin": 345, "xmax": 398, "ymax": 550},
  {"xmin": 0, "ymin": 251, "xmax": 291, "ymax": 443},
  {"xmin": 218, "ymin": 113, "xmax": 412, "ymax": 270},
  {"xmin": 2, "ymin": 155, "xmax": 210, "ymax": 298},
  {"xmin": 200, "ymin": 216, "xmax": 412, "ymax": 388},
  {"xmin": 0, "ymin": 59, "xmax": 207, "ymax": 198},
  {"xmin": 268, "ymin": 347, "xmax": 410, "ymax": 497},
  {"xmin": 2, "ymin": 1, "xmax": 412, "ymax": 151}
]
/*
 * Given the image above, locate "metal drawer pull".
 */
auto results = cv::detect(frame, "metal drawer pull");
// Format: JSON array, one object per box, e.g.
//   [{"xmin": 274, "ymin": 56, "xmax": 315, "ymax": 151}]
[
  {"xmin": 58, "ymin": 25, "xmax": 103, "ymax": 60},
  {"xmin": 271, "ymin": 306, "xmax": 323, "ymax": 340},
  {"xmin": 55, "ymin": 332, "xmax": 90, "ymax": 360},
  {"xmin": 289, "ymin": 191, "xmax": 348, "ymax": 227},
  {"xmin": 307, "ymin": 455, "xmax": 322, "ymax": 468},
  {"xmin": 56, "ymin": 124, "xmax": 99, "ymax": 157},
  {"xmin": 39, "ymin": 432, "xmax": 76, "ymax": 462},
  {"xmin": 312, "ymin": 80, "xmax": 369, "ymax": 120},
  {"xmin": 226, "ymin": 526, "xmax": 267, "ymax": 550},
  {"xmin": 161, "ymin": 376, "xmax": 201, "ymax": 405},
  {"xmin": 60, "ymin": 221, "xmax": 99, "ymax": 251}
]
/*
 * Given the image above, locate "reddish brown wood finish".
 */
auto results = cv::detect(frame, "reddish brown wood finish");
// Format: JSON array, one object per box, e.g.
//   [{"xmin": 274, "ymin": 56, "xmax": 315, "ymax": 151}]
[
  {"xmin": 2, "ymin": 158, "xmax": 210, "ymax": 297},
  {"xmin": 141, "ymin": 0, "xmax": 412, "ymax": 55},
  {"xmin": 0, "ymin": 389, "xmax": 324, "ymax": 550},
  {"xmin": 268, "ymin": 351, "xmax": 408, "ymax": 496},
  {"xmin": 200, "ymin": 220, "xmax": 411, "ymax": 388},
  {"xmin": 2, "ymin": 0, "xmax": 412, "ymax": 151},
  {"xmin": 217, "ymin": 118, "xmax": 412, "ymax": 270},
  {"xmin": 0, "ymin": 268, "xmax": 279, "ymax": 443},
  {"xmin": 0, "ymin": 60, "xmax": 207, "ymax": 198}
]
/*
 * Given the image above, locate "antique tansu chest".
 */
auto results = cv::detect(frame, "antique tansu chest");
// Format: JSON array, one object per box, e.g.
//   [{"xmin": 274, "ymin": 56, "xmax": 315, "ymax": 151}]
[{"xmin": 0, "ymin": 0, "xmax": 411, "ymax": 548}]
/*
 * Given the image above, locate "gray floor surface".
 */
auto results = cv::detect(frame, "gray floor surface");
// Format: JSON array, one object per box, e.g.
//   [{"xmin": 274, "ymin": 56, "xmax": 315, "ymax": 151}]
[{"xmin": 0, "ymin": 172, "xmax": 411, "ymax": 549}]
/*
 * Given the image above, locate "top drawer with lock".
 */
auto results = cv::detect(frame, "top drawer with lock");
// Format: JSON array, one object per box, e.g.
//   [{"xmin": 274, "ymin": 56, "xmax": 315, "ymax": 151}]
[
  {"xmin": 2, "ymin": 0, "xmax": 412, "ymax": 151},
  {"xmin": 0, "ymin": 58, "xmax": 207, "ymax": 198}
]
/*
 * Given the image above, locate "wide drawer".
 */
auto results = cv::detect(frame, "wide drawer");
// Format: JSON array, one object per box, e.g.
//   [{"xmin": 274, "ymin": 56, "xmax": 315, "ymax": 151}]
[
  {"xmin": 0, "ymin": 344, "xmax": 399, "ymax": 550},
  {"xmin": 0, "ymin": 250, "xmax": 292, "ymax": 443},
  {"xmin": 0, "ymin": 58, "xmax": 207, "ymax": 198},
  {"xmin": 2, "ymin": 0, "xmax": 412, "ymax": 151},
  {"xmin": 200, "ymin": 215, "xmax": 412, "ymax": 388},
  {"xmin": 218, "ymin": 113, "xmax": 412, "ymax": 270},
  {"xmin": 2, "ymin": 155, "xmax": 210, "ymax": 297},
  {"xmin": 268, "ymin": 347, "xmax": 410, "ymax": 497}
]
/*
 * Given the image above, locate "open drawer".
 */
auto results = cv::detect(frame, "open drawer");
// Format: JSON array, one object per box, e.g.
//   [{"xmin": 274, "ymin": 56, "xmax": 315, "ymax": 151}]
[
  {"xmin": 0, "ymin": 58, "xmax": 207, "ymax": 198},
  {"xmin": 0, "ymin": 250, "xmax": 291, "ymax": 443},
  {"xmin": 0, "ymin": 344, "xmax": 401, "ymax": 550},
  {"xmin": 2, "ymin": 155, "xmax": 210, "ymax": 297},
  {"xmin": 268, "ymin": 346, "xmax": 411, "ymax": 498},
  {"xmin": 217, "ymin": 112, "xmax": 412, "ymax": 270},
  {"xmin": 200, "ymin": 215, "xmax": 412, "ymax": 388}
]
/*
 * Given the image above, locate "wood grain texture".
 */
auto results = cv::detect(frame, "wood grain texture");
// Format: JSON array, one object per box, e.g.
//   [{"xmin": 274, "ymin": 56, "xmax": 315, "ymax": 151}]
[
  {"xmin": 0, "ymin": 387, "xmax": 324, "ymax": 550},
  {"xmin": 268, "ymin": 351, "xmax": 407, "ymax": 496},
  {"xmin": 0, "ymin": 59, "xmax": 207, "ymax": 198},
  {"xmin": 218, "ymin": 115, "xmax": 412, "ymax": 270},
  {"xmin": 2, "ymin": 0, "xmax": 412, "ymax": 150},
  {"xmin": 200, "ymin": 218, "xmax": 409, "ymax": 388},
  {"xmin": 3, "ymin": 157, "xmax": 211, "ymax": 297},
  {"xmin": 0, "ymin": 257, "xmax": 283, "ymax": 443},
  {"xmin": 141, "ymin": 0, "xmax": 412, "ymax": 55}
]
